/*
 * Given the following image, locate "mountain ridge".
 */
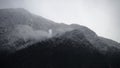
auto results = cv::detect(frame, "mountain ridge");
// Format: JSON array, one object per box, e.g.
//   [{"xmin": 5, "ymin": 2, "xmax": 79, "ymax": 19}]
[
  {"xmin": 0, "ymin": 8, "xmax": 119, "ymax": 52},
  {"xmin": 0, "ymin": 8, "xmax": 120, "ymax": 68}
]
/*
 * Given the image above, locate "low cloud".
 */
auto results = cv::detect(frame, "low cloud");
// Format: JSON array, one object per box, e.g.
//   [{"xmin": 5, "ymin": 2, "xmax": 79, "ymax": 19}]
[{"xmin": 12, "ymin": 25, "xmax": 51, "ymax": 41}]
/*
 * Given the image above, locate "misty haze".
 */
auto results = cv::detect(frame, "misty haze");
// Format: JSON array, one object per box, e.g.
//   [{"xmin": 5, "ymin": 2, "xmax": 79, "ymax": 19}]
[{"xmin": 0, "ymin": 0, "xmax": 120, "ymax": 68}]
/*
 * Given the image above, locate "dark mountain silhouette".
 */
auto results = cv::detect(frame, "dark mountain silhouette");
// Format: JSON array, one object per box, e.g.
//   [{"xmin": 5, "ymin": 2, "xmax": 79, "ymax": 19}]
[
  {"xmin": 1, "ymin": 29, "xmax": 120, "ymax": 68},
  {"xmin": 0, "ymin": 8, "xmax": 120, "ymax": 68}
]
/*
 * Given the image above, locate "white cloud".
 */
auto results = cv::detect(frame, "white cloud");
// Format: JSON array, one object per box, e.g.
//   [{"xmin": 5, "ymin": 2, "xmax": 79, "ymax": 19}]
[{"xmin": 12, "ymin": 25, "xmax": 51, "ymax": 41}]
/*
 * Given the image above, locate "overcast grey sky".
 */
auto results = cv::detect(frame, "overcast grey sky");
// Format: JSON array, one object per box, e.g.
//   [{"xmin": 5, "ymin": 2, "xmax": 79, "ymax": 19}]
[{"xmin": 0, "ymin": 0, "xmax": 120, "ymax": 42}]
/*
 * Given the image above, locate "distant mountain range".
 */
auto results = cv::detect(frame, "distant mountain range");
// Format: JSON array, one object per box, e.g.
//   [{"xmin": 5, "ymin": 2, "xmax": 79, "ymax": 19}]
[{"xmin": 0, "ymin": 8, "xmax": 120, "ymax": 68}]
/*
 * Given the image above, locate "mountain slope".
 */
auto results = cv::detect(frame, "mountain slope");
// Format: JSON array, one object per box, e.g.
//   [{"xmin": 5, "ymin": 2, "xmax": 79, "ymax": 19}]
[
  {"xmin": 0, "ymin": 8, "xmax": 74, "ymax": 51},
  {"xmin": 0, "ymin": 8, "xmax": 119, "ymax": 52},
  {"xmin": 1, "ymin": 29, "xmax": 120, "ymax": 68},
  {"xmin": 0, "ymin": 8, "xmax": 120, "ymax": 68}
]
